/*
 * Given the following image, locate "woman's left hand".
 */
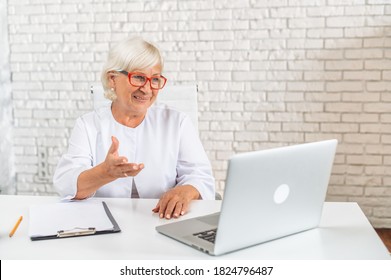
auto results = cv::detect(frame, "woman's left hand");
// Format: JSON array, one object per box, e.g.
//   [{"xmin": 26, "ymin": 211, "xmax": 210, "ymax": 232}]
[{"xmin": 152, "ymin": 185, "xmax": 200, "ymax": 219}]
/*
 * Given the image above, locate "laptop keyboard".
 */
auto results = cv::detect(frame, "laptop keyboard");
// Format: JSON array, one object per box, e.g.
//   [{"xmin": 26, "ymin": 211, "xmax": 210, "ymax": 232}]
[{"xmin": 193, "ymin": 229, "xmax": 217, "ymax": 244}]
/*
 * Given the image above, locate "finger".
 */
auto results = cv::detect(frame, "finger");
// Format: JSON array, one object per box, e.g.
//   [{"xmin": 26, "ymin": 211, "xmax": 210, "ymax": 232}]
[
  {"xmin": 152, "ymin": 202, "xmax": 160, "ymax": 213},
  {"xmin": 127, "ymin": 169, "xmax": 143, "ymax": 177},
  {"xmin": 108, "ymin": 136, "xmax": 119, "ymax": 155},
  {"xmin": 113, "ymin": 157, "xmax": 128, "ymax": 166},
  {"xmin": 129, "ymin": 164, "xmax": 145, "ymax": 175},
  {"xmin": 121, "ymin": 163, "xmax": 142, "ymax": 173},
  {"xmin": 113, "ymin": 164, "xmax": 132, "ymax": 178},
  {"xmin": 180, "ymin": 201, "xmax": 190, "ymax": 216},
  {"xmin": 163, "ymin": 199, "xmax": 179, "ymax": 220},
  {"xmin": 172, "ymin": 202, "xmax": 183, "ymax": 218},
  {"xmin": 158, "ymin": 197, "xmax": 169, "ymax": 219},
  {"xmin": 131, "ymin": 163, "xmax": 140, "ymax": 171}
]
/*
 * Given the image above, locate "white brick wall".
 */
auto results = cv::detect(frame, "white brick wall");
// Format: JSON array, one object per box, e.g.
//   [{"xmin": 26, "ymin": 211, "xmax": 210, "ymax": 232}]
[{"xmin": 4, "ymin": 0, "xmax": 391, "ymax": 227}]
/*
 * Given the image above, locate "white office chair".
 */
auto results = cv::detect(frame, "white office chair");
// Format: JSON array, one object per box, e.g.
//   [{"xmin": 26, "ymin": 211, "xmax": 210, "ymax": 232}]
[{"xmin": 91, "ymin": 83, "xmax": 199, "ymax": 131}]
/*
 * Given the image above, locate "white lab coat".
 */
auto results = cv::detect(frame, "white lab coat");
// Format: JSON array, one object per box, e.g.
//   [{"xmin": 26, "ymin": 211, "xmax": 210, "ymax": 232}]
[{"xmin": 53, "ymin": 103, "xmax": 215, "ymax": 200}]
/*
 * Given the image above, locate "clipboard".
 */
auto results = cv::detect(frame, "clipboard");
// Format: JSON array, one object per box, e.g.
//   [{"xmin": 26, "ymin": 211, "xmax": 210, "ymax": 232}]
[{"xmin": 29, "ymin": 201, "xmax": 121, "ymax": 241}]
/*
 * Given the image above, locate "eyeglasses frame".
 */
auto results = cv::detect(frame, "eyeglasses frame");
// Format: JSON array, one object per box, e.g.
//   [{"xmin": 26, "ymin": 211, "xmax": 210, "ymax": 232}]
[{"xmin": 117, "ymin": 70, "xmax": 167, "ymax": 90}]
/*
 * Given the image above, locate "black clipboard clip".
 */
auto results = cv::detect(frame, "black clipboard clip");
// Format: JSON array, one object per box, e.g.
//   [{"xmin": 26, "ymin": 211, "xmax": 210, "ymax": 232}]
[{"xmin": 57, "ymin": 227, "xmax": 96, "ymax": 238}]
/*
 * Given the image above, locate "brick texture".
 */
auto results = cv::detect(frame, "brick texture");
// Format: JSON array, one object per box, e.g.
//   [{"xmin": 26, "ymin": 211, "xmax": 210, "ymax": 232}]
[{"xmin": 4, "ymin": 0, "xmax": 391, "ymax": 227}]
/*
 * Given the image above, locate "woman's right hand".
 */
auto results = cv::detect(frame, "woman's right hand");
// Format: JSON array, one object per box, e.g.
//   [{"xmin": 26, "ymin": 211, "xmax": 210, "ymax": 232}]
[
  {"xmin": 75, "ymin": 136, "xmax": 144, "ymax": 199},
  {"xmin": 103, "ymin": 136, "xmax": 144, "ymax": 179}
]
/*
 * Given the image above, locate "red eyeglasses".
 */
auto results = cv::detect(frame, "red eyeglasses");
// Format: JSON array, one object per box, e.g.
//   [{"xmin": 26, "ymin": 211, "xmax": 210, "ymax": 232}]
[{"xmin": 118, "ymin": 70, "xmax": 167, "ymax": 90}]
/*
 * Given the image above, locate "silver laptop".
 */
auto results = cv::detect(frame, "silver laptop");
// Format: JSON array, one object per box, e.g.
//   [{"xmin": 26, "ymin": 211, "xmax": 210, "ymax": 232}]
[{"xmin": 156, "ymin": 139, "xmax": 338, "ymax": 256}]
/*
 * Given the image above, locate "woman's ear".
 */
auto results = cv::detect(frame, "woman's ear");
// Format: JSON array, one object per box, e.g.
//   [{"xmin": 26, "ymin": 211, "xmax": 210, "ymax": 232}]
[{"xmin": 107, "ymin": 72, "xmax": 116, "ymax": 89}]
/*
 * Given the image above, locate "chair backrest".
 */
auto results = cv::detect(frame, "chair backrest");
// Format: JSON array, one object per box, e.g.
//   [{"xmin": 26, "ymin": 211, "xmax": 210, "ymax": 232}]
[{"xmin": 91, "ymin": 84, "xmax": 199, "ymax": 131}]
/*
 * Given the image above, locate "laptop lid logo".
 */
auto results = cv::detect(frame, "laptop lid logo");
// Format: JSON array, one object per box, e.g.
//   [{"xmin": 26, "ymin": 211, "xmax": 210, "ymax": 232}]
[{"xmin": 274, "ymin": 184, "xmax": 290, "ymax": 204}]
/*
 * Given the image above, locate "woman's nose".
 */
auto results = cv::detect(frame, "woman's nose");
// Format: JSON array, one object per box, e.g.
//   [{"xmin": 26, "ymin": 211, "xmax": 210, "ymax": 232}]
[{"xmin": 140, "ymin": 80, "xmax": 153, "ymax": 93}]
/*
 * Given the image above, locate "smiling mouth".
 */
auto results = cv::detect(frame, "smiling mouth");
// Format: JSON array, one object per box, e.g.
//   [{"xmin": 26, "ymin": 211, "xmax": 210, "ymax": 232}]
[{"xmin": 132, "ymin": 94, "xmax": 150, "ymax": 101}]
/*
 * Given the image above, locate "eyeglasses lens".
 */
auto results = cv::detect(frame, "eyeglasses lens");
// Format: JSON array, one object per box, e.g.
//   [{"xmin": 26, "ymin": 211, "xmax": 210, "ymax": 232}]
[{"xmin": 130, "ymin": 74, "xmax": 165, "ymax": 89}]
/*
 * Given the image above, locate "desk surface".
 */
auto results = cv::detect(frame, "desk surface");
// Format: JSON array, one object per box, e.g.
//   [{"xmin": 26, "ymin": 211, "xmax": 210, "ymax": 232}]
[{"xmin": 0, "ymin": 195, "xmax": 389, "ymax": 260}]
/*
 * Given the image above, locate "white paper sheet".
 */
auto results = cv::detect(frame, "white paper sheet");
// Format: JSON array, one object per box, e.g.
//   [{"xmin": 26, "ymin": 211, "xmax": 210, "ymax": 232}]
[{"xmin": 29, "ymin": 200, "xmax": 114, "ymax": 238}]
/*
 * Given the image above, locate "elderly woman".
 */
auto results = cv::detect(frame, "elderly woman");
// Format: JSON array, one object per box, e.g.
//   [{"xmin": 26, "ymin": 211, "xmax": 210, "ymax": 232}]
[{"xmin": 53, "ymin": 37, "xmax": 215, "ymax": 219}]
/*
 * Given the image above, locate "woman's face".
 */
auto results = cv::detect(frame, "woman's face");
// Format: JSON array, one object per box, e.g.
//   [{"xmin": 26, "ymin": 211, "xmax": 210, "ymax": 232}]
[{"xmin": 111, "ymin": 64, "xmax": 162, "ymax": 116}]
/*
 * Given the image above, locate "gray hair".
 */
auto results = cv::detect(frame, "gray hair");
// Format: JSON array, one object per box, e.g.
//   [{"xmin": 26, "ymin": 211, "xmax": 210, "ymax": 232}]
[{"xmin": 101, "ymin": 37, "xmax": 164, "ymax": 101}]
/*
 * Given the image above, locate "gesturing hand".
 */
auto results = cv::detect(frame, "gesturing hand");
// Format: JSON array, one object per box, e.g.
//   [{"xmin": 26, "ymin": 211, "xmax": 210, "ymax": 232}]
[
  {"xmin": 152, "ymin": 185, "xmax": 200, "ymax": 219},
  {"xmin": 103, "ymin": 136, "xmax": 144, "ymax": 179}
]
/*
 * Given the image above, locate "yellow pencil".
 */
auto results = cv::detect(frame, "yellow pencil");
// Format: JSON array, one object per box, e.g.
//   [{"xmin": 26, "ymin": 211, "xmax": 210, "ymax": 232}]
[{"xmin": 9, "ymin": 216, "xmax": 23, "ymax": 237}]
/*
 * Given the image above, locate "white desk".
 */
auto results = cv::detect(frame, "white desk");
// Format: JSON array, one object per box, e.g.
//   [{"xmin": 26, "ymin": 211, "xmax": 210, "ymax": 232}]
[{"xmin": 0, "ymin": 195, "xmax": 389, "ymax": 260}]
